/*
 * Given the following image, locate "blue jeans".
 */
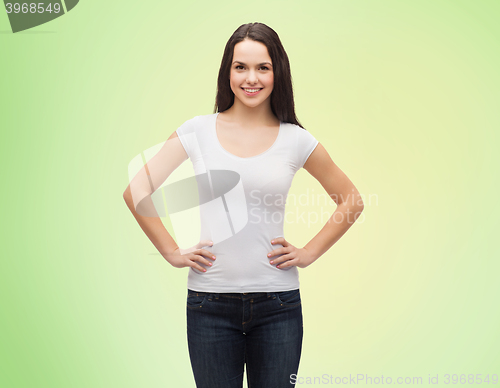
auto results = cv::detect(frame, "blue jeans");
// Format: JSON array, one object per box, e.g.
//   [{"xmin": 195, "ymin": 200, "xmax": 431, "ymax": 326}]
[{"xmin": 186, "ymin": 288, "xmax": 304, "ymax": 388}]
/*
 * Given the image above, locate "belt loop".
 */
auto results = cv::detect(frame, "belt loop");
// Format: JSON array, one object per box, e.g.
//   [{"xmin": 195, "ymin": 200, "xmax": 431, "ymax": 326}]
[
  {"xmin": 214, "ymin": 293, "xmax": 219, "ymax": 299},
  {"xmin": 267, "ymin": 292, "xmax": 272, "ymax": 298}
]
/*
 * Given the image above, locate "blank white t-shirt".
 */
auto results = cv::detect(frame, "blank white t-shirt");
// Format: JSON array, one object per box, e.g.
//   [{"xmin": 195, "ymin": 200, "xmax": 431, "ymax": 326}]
[{"xmin": 175, "ymin": 112, "xmax": 319, "ymax": 293}]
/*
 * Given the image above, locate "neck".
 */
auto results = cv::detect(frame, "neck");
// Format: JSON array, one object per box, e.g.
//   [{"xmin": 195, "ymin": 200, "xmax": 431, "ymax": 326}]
[{"xmin": 223, "ymin": 100, "xmax": 278, "ymax": 127}]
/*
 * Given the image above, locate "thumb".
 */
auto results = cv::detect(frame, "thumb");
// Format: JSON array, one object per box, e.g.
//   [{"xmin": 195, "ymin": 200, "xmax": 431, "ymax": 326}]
[{"xmin": 197, "ymin": 240, "xmax": 214, "ymax": 248}]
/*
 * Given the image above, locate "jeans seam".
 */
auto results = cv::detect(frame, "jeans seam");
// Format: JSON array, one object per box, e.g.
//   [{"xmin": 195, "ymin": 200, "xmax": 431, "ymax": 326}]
[{"xmin": 275, "ymin": 290, "xmax": 301, "ymax": 307}]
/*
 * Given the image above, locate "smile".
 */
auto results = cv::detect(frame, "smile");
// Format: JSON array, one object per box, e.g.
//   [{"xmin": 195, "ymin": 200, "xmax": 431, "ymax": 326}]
[{"xmin": 242, "ymin": 88, "xmax": 262, "ymax": 96}]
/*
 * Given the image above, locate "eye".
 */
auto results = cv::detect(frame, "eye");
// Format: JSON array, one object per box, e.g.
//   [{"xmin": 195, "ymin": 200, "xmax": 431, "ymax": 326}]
[
  {"xmin": 235, "ymin": 65, "xmax": 244, "ymax": 70},
  {"xmin": 260, "ymin": 66, "xmax": 270, "ymax": 71}
]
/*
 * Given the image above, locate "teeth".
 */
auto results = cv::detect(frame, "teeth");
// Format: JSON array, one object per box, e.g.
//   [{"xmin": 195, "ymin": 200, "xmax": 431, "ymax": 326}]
[{"xmin": 244, "ymin": 88, "xmax": 260, "ymax": 93}]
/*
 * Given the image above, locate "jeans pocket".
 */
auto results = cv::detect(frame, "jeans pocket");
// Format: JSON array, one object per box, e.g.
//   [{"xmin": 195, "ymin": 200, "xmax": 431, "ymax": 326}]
[
  {"xmin": 275, "ymin": 289, "xmax": 301, "ymax": 307},
  {"xmin": 187, "ymin": 291, "xmax": 209, "ymax": 309}
]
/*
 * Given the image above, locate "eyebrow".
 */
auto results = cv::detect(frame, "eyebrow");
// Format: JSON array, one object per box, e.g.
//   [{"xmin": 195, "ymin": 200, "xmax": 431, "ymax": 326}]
[{"xmin": 233, "ymin": 61, "xmax": 272, "ymax": 67}]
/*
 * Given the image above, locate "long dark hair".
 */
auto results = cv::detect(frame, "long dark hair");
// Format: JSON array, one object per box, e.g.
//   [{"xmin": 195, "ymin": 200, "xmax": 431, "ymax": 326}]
[{"xmin": 213, "ymin": 22, "xmax": 305, "ymax": 129}]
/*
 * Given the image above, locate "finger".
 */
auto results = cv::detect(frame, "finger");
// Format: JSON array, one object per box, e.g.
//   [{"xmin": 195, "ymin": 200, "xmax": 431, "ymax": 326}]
[
  {"xmin": 197, "ymin": 249, "xmax": 216, "ymax": 260},
  {"xmin": 267, "ymin": 246, "xmax": 290, "ymax": 258},
  {"xmin": 198, "ymin": 240, "xmax": 213, "ymax": 248},
  {"xmin": 185, "ymin": 256, "xmax": 207, "ymax": 272},
  {"xmin": 194, "ymin": 263, "xmax": 208, "ymax": 272},
  {"xmin": 271, "ymin": 237, "xmax": 289, "ymax": 246},
  {"xmin": 276, "ymin": 257, "xmax": 299, "ymax": 269},
  {"xmin": 270, "ymin": 252, "xmax": 294, "ymax": 265},
  {"xmin": 188, "ymin": 258, "xmax": 208, "ymax": 272},
  {"xmin": 193, "ymin": 254, "xmax": 214, "ymax": 267}
]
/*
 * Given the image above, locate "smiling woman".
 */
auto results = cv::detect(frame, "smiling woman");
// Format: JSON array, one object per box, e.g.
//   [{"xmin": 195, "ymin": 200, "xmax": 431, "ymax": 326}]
[
  {"xmin": 124, "ymin": 21, "xmax": 364, "ymax": 388},
  {"xmin": 228, "ymin": 39, "xmax": 275, "ymax": 107}
]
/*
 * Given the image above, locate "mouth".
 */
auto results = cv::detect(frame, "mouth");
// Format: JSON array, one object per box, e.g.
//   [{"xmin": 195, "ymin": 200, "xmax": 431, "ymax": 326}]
[{"xmin": 241, "ymin": 88, "xmax": 263, "ymax": 96}]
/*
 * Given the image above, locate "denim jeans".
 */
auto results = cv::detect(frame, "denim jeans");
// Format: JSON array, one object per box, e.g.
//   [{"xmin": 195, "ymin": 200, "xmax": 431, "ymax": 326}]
[{"xmin": 186, "ymin": 288, "xmax": 303, "ymax": 388}]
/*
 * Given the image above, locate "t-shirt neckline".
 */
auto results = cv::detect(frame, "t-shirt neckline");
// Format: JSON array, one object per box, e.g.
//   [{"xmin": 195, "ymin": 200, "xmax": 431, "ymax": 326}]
[{"xmin": 213, "ymin": 112, "xmax": 283, "ymax": 160}]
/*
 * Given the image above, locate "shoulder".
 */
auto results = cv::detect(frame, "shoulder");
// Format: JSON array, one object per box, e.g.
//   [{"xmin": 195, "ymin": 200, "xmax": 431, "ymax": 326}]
[
  {"xmin": 182, "ymin": 113, "xmax": 217, "ymax": 128},
  {"xmin": 180, "ymin": 115, "xmax": 201, "ymax": 126},
  {"xmin": 175, "ymin": 114, "xmax": 216, "ymax": 141},
  {"xmin": 280, "ymin": 122, "xmax": 299, "ymax": 135},
  {"xmin": 195, "ymin": 113, "xmax": 217, "ymax": 122},
  {"xmin": 282, "ymin": 122, "xmax": 310, "ymax": 132},
  {"xmin": 282, "ymin": 122, "xmax": 318, "ymax": 141},
  {"xmin": 176, "ymin": 114, "xmax": 208, "ymax": 132}
]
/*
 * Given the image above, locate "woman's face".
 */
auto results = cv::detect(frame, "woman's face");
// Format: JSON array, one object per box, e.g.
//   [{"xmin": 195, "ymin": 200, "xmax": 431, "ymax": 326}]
[{"xmin": 229, "ymin": 39, "xmax": 274, "ymax": 109}]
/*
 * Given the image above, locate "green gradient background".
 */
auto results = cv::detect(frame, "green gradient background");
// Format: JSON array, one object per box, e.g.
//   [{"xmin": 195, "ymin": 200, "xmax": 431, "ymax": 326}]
[{"xmin": 1, "ymin": 1, "xmax": 499, "ymax": 387}]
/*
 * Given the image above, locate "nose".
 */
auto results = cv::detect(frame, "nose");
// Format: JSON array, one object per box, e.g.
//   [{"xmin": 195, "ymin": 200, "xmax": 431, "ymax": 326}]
[{"xmin": 246, "ymin": 70, "xmax": 258, "ymax": 84}]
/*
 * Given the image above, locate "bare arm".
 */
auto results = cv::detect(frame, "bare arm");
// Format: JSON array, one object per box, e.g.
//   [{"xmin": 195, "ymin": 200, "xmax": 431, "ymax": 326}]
[
  {"xmin": 301, "ymin": 142, "xmax": 364, "ymax": 263},
  {"xmin": 268, "ymin": 142, "xmax": 365, "ymax": 269},
  {"xmin": 123, "ymin": 130, "xmax": 215, "ymax": 271}
]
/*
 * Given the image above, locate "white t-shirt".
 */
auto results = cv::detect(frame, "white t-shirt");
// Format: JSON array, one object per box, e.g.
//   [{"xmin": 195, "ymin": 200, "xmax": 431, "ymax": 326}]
[{"xmin": 175, "ymin": 112, "xmax": 319, "ymax": 293}]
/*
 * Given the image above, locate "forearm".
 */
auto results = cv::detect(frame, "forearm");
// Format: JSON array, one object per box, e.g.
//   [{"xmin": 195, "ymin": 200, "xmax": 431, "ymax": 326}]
[
  {"xmin": 123, "ymin": 187, "xmax": 178, "ymax": 260},
  {"xmin": 303, "ymin": 201, "xmax": 364, "ymax": 264}
]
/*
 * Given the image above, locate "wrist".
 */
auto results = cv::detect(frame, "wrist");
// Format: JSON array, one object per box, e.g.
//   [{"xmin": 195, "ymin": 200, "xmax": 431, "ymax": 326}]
[
  {"xmin": 161, "ymin": 246, "xmax": 180, "ymax": 262},
  {"xmin": 302, "ymin": 246, "xmax": 319, "ymax": 265}
]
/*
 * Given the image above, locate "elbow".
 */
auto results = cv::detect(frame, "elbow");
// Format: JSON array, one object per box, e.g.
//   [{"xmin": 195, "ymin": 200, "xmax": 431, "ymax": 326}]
[
  {"xmin": 123, "ymin": 193, "xmax": 130, "ymax": 207},
  {"xmin": 354, "ymin": 192, "xmax": 365, "ymax": 212},
  {"xmin": 123, "ymin": 187, "xmax": 132, "ymax": 203},
  {"xmin": 338, "ymin": 197, "xmax": 364, "ymax": 216},
  {"xmin": 337, "ymin": 196, "xmax": 364, "ymax": 211}
]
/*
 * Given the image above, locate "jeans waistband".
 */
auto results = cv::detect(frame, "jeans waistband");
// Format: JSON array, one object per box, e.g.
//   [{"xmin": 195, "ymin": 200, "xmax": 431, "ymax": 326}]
[
  {"xmin": 214, "ymin": 292, "xmax": 274, "ymax": 300},
  {"xmin": 188, "ymin": 289, "xmax": 275, "ymax": 300}
]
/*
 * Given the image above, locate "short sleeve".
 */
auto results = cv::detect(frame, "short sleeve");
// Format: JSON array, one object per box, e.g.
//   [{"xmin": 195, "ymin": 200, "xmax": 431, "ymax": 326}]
[
  {"xmin": 295, "ymin": 126, "xmax": 319, "ymax": 170},
  {"xmin": 175, "ymin": 116, "xmax": 199, "ymax": 159}
]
